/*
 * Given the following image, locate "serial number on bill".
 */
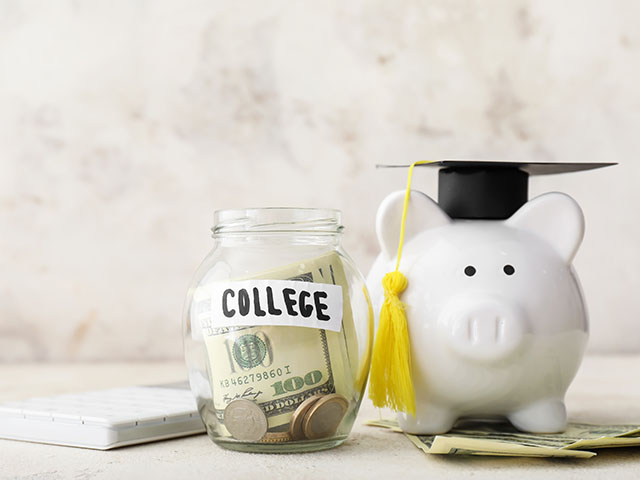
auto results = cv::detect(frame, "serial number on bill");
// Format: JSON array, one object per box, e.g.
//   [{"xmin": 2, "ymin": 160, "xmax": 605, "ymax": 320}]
[{"xmin": 219, "ymin": 366, "xmax": 292, "ymax": 388}]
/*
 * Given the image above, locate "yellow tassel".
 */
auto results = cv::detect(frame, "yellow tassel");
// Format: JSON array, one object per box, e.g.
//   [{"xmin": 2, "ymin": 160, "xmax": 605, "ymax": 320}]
[
  {"xmin": 369, "ymin": 271, "xmax": 415, "ymax": 415},
  {"xmin": 369, "ymin": 160, "xmax": 433, "ymax": 416}
]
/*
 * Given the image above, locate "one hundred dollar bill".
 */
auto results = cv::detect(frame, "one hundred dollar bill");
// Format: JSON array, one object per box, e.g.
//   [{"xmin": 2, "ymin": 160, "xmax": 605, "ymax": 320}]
[
  {"xmin": 366, "ymin": 418, "xmax": 640, "ymax": 458},
  {"xmin": 193, "ymin": 251, "xmax": 361, "ymax": 433}
]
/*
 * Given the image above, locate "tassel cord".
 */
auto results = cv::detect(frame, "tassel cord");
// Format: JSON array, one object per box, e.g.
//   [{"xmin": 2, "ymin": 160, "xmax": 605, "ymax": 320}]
[{"xmin": 369, "ymin": 160, "xmax": 435, "ymax": 416}]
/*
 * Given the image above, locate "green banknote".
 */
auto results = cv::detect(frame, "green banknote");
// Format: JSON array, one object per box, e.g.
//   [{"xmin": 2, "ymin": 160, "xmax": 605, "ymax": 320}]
[
  {"xmin": 366, "ymin": 418, "xmax": 640, "ymax": 458},
  {"xmin": 194, "ymin": 251, "xmax": 360, "ymax": 433}
]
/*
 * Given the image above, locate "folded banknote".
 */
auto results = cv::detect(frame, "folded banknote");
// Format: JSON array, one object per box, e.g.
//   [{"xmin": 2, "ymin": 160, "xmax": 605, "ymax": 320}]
[{"xmin": 366, "ymin": 418, "xmax": 640, "ymax": 458}]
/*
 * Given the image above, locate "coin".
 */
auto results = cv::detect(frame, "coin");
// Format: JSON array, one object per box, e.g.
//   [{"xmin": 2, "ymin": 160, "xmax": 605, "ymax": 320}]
[
  {"xmin": 259, "ymin": 431, "xmax": 293, "ymax": 443},
  {"xmin": 223, "ymin": 399, "xmax": 268, "ymax": 441},
  {"xmin": 289, "ymin": 394, "xmax": 324, "ymax": 441},
  {"xmin": 302, "ymin": 393, "xmax": 349, "ymax": 440}
]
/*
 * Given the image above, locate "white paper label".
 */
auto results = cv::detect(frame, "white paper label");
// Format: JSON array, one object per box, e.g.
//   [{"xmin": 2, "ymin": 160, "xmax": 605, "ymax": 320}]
[{"xmin": 208, "ymin": 279, "xmax": 344, "ymax": 332}]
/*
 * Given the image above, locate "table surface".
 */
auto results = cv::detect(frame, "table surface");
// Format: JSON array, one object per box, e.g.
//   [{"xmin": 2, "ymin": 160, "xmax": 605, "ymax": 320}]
[{"xmin": 1, "ymin": 355, "xmax": 639, "ymax": 480}]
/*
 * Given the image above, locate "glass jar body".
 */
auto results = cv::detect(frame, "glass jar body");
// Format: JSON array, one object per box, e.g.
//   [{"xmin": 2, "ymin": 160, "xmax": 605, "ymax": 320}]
[{"xmin": 183, "ymin": 209, "xmax": 373, "ymax": 453}]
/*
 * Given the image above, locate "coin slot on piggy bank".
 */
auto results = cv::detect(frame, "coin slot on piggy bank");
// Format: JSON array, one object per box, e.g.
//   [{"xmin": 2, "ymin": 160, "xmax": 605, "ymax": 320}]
[
  {"xmin": 183, "ymin": 208, "xmax": 373, "ymax": 453},
  {"xmin": 368, "ymin": 160, "xmax": 614, "ymax": 435}
]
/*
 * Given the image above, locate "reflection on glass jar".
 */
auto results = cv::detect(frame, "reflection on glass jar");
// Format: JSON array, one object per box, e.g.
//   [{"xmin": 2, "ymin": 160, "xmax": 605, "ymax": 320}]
[{"xmin": 183, "ymin": 208, "xmax": 373, "ymax": 453}]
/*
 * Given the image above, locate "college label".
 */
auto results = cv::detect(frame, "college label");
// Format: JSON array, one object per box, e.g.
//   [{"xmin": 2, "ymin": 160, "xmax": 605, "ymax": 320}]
[{"xmin": 209, "ymin": 280, "xmax": 344, "ymax": 332}]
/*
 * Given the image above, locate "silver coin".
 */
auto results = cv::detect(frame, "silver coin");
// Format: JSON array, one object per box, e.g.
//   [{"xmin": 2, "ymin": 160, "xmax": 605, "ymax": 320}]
[
  {"xmin": 223, "ymin": 399, "xmax": 268, "ymax": 441},
  {"xmin": 302, "ymin": 393, "xmax": 349, "ymax": 440}
]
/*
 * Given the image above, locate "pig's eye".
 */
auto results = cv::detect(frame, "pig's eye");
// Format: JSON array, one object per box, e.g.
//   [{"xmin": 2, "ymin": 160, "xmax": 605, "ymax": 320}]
[
  {"xmin": 503, "ymin": 264, "xmax": 515, "ymax": 276},
  {"xmin": 464, "ymin": 265, "xmax": 476, "ymax": 277}
]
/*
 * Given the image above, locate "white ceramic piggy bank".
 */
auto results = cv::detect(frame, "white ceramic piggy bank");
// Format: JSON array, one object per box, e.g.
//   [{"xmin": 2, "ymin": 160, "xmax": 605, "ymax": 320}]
[{"xmin": 367, "ymin": 190, "xmax": 588, "ymax": 434}]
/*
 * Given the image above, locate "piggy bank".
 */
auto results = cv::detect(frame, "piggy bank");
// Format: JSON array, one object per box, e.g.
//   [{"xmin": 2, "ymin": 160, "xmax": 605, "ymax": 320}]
[{"xmin": 367, "ymin": 190, "xmax": 588, "ymax": 434}]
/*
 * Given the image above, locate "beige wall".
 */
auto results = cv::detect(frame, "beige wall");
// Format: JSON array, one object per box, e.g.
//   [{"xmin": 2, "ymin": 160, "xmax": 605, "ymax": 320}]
[{"xmin": 1, "ymin": 0, "xmax": 639, "ymax": 361}]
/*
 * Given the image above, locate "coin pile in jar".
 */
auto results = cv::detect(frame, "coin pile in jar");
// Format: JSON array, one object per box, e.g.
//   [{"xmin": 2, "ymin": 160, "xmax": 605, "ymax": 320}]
[{"xmin": 223, "ymin": 394, "xmax": 349, "ymax": 443}]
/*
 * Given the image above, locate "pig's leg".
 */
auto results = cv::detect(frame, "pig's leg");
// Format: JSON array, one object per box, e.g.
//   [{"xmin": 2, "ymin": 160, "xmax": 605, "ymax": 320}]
[
  {"xmin": 397, "ymin": 403, "xmax": 457, "ymax": 434},
  {"xmin": 508, "ymin": 399, "xmax": 567, "ymax": 433}
]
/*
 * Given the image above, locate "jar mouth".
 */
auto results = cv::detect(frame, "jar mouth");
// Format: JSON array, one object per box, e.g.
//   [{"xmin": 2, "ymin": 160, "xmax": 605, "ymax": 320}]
[{"xmin": 213, "ymin": 207, "xmax": 343, "ymax": 236}]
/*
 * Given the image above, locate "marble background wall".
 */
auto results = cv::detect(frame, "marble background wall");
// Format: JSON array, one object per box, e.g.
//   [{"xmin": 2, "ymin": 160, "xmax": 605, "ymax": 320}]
[{"xmin": 1, "ymin": 0, "xmax": 639, "ymax": 361}]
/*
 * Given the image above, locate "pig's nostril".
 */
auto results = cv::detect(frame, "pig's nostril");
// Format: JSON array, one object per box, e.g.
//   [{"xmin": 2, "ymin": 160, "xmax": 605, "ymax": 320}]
[
  {"xmin": 471, "ymin": 318, "xmax": 480, "ymax": 344},
  {"xmin": 495, "ymin": 317, "xmax": 505, "ymax": 341},
  {"xmin": 467, "ymin": 317, "xmax": 479, "ymax": 343}
]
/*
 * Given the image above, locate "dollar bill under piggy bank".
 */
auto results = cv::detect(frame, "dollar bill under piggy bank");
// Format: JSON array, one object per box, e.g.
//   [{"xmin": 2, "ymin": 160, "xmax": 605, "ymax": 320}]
[{"xmin": 367, "ymin": 190, "xmax": 589, "ymax": 434}]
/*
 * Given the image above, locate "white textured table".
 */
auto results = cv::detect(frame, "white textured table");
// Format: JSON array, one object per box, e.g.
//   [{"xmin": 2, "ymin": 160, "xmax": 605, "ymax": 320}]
[{"xmin": 1, "ymin": 355, "xmax": 639, "ymax": 479}]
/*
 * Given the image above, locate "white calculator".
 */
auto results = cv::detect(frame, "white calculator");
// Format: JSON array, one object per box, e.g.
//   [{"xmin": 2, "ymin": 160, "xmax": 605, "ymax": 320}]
[{"xmin": 0, "ymin": 382, "xmax": 205, "ymax": 450}]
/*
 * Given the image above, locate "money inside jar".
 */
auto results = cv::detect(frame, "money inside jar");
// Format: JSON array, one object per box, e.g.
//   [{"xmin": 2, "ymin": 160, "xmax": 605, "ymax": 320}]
[
  {"xmin": 193, "ymin": 251, "xmax": 359, "ymax": 442},
  {"xmin": 223, "ymin": 399, "xmax": 268, "ymax": 441},
  {"xmin": 223, "ymin": 393, "xmax": 350, "ymax": 443},
  {"xmin": 302, "ymin": 393, "xmax": 349, "ymax": 440}
]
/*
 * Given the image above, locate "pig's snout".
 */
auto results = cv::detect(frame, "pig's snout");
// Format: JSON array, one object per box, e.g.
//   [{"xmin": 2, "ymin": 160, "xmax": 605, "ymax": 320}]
[{"xmin": 439, "ymin": 297, "xmax": 528, "ymax": 362}]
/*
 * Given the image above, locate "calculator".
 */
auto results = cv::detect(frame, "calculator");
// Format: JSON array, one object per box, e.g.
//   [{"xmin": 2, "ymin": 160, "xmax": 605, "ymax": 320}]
[{"xmin": 0, "ymin": 382, "xmax": 206, "ymax": 450}]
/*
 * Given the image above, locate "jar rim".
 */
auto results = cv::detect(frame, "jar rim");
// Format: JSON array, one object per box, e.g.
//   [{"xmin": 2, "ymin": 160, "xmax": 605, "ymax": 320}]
[{"xmin": 212, "ymin": 207, "xmax": 343, "ymax": 235}]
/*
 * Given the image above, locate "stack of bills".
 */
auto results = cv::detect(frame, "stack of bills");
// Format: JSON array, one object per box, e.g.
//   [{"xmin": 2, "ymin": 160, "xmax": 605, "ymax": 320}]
[{"xmin": 366, "ymin": 418, "xmax": 640, "ymax": 458}]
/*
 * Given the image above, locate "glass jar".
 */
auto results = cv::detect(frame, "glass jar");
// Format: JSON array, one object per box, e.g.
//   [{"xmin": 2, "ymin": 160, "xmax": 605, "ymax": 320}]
[{"xmin": 183, "ymin": 208, "xmax": 373, "ymax": 453}]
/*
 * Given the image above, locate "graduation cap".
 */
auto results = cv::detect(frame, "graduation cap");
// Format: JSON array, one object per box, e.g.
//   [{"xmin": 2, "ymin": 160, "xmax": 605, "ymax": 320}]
[
  {"xmin": 377, "ymin": 160, "xmax": 616, "ymax": 220},
  {"xmin": 369, "ymin": 159, "xmax": 616, "ymax": 416}
]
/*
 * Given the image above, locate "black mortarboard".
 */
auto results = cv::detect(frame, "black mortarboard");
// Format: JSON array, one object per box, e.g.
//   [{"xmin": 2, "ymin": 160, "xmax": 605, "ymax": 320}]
[{"xmin": 377, "ymin": 160, "xmax": 616, "ymax": 220}]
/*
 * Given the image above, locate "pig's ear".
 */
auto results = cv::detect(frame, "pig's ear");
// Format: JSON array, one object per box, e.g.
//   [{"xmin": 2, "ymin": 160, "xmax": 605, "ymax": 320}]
[
  {"xmin": 506, "ymin": 192, "xmax": 585, "ymax": 263},
  {"xmin": 376, "ymin": 190, "xmax": 451, "ymax": 259}
]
